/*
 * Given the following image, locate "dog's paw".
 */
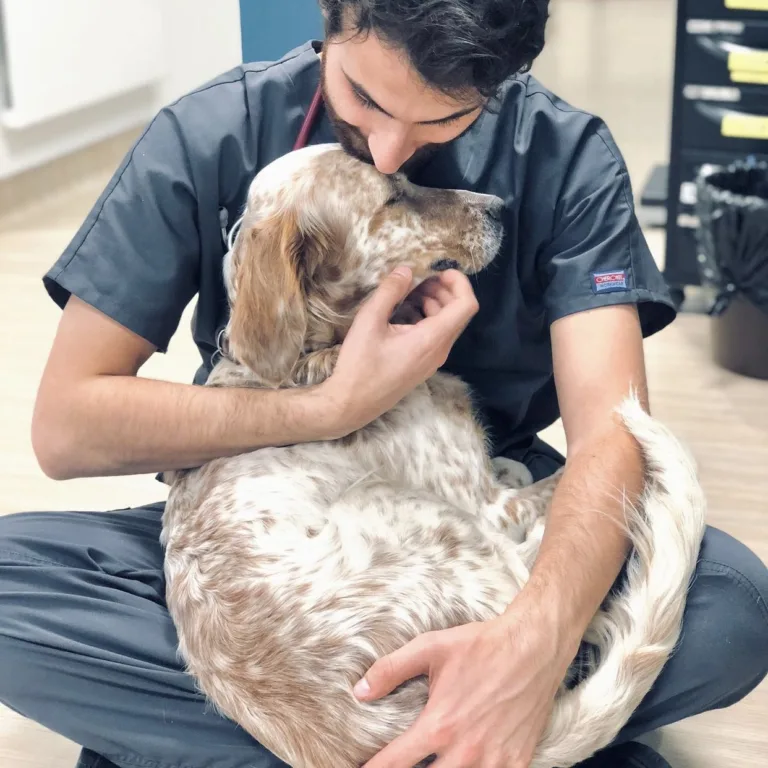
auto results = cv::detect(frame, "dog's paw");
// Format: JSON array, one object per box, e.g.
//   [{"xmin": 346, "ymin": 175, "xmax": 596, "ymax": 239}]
[{"xmin": 492, "ymin": 457, "xmax": 534, "ymax": 489}]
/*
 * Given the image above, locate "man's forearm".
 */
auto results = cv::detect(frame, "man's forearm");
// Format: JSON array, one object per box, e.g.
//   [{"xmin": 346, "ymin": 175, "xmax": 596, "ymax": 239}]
[
  {"xmin": 32, "ymin": 375, "xmax": 339, "ymax": 480},
  {"xmin": 510, "ymin": 424, "xmax": 644, "ymax": 645}
]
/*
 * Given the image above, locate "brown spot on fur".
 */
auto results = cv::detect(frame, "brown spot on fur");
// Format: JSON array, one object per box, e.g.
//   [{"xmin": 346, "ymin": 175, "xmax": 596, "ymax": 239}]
[
  {"xmin": 320, "ymin": 263, "xmax": 343, "ymax": 283},
  {"xmin": 369, "ymin": 549, "xmax": 401, "ymax": 569},
  {"xmin": 334, "ymin": 286, "xmax": 371, "ymax": 317},
  {"xmin": 435, "ymin": 523, "xmax": 462, "ymax": 559}
]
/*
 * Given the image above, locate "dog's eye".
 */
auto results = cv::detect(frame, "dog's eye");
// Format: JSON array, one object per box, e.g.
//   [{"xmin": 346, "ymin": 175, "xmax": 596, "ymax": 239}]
[{"xmin": 385, "ymin": 190, "xmax": 404, "ymax": 206}]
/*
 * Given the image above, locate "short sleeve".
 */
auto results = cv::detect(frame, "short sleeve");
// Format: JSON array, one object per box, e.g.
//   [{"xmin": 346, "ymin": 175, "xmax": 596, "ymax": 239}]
[
  {"xmin": 43, "ymin": 107, "xmax": 201, "ymax": 352},
  {"xmin": 537, "ymin": 122, "xmax": 676, "ymax": 338}
]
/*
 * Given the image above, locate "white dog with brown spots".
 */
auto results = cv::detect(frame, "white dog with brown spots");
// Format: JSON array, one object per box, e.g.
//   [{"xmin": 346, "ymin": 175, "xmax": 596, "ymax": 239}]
[{"xmin": 161, "ymin": 144, "xmax": 706, "ymax": 768}]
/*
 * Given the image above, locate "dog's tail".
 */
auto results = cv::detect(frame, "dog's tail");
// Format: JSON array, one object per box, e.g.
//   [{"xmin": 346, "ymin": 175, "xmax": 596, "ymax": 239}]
[{"xmin": 532, "ymin": 393, "xmax": 707, "ymax": 768}]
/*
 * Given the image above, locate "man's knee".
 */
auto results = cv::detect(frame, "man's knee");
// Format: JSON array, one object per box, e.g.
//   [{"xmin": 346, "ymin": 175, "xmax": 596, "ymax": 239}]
[{"xmin": 690, "ymin": 527, "xmax": 768, "ymax": 706}]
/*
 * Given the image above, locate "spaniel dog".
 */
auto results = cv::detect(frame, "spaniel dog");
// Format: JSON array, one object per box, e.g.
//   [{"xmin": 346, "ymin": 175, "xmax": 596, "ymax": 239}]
[{"xmin": 161, "ymin": 144, "xmax": 706, "ymax": 768}]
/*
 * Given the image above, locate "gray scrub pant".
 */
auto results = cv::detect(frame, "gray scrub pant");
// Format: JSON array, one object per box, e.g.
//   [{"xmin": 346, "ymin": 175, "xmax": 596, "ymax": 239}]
[{"xmin": 0, "ymin": 496, "xmax": 766, "ymax": 768}]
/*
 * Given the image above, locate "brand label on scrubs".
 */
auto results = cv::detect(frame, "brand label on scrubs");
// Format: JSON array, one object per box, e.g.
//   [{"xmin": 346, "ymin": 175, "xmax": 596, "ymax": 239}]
[{"xmin": 592, "ymin": 270, "xmax": 628, "ymax": 294}]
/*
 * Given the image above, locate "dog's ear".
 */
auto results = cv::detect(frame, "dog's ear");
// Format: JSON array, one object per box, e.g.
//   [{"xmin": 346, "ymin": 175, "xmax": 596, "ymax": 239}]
[{"xmin": 227, "ymin": 208, "xmax": 309, "ymax": 386}]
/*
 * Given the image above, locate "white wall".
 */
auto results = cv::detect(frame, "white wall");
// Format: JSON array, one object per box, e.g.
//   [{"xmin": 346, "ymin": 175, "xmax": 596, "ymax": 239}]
[
  {"xmin": 0, "ymin": 0, "xmax": 242, "ymax": 180},
  {"xmin": 158, "ymin": 0, "xmax": 243, "ymax": 108}
]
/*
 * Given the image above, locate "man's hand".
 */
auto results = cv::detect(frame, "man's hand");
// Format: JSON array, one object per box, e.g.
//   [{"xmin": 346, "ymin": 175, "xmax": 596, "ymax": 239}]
[
  {"xmin": 354, "ymin": 595, "xmax": 578, "ymax": 768},
  {"xmin": 323, "ymin": 267, "xmax": 479, "ymax": 435}
]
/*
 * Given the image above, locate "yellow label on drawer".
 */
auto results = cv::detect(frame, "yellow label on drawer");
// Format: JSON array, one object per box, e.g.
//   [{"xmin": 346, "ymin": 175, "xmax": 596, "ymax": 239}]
[
  {"xmin": 731, "ymin": 68, "xmax": 768, "ymax": 84},
  {"xmin": 729, "ymin": 50, "xmax": 768, "ymax": 72},
  {"xmin": 726, "ymin": 0, "xmax": 768, "ymax": 10},
  {"xmin": 722, "ymin": 113, "xmax": 768, "ymax": 139}
]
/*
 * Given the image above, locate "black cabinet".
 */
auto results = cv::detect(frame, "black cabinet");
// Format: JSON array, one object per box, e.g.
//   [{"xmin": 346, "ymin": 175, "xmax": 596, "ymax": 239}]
[{"xmin": 664, "ymin": 0, "xmax": 768, "ymax": 289}]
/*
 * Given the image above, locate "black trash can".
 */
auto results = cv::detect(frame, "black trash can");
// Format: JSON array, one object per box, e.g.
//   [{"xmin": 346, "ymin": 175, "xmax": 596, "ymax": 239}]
[{"xmin": 694, "ymin": 159, "xmax": 768, "ymax": 381}]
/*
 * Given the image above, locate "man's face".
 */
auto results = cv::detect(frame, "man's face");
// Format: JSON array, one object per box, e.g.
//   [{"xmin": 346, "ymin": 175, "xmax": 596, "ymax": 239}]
[{"xmin": 320, "ymin": 27, "xmax": 485, "ymax": 176}]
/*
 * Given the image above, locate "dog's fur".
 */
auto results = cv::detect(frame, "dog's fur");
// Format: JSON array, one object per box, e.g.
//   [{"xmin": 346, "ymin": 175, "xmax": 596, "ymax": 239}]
[{"xmin": 161, "ymin": 144, "xmax": 707, "ymax": 768}]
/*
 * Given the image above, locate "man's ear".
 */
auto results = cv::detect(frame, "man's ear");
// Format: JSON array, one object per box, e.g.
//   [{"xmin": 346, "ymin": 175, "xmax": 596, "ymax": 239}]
[{"xmin": 226, "ymin": 209, "xmax": 309, "ymax": 386}]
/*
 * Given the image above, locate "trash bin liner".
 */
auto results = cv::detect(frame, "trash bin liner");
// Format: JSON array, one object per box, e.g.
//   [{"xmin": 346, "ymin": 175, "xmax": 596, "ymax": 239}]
[{"xmin": 694, "ymin": 159, "xmax": 768, "ymax": 380}]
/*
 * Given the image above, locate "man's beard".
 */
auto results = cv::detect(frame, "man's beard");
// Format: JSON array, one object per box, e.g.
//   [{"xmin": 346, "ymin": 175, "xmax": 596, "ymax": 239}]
[{"xmin": 319, "ymin": 56, "xmax": 440, "ymax": 177}]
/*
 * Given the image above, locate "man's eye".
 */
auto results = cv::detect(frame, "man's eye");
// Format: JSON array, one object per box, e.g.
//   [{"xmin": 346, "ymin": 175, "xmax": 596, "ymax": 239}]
[{"xmin": 353, "ymin": 90, "xmax": 376, "ymax": 111}]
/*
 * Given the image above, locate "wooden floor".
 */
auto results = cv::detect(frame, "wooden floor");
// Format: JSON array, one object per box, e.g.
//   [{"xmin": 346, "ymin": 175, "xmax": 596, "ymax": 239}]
[{"xmin": 0, "ymin": 1, "xmax": 766, "ymax": 766}]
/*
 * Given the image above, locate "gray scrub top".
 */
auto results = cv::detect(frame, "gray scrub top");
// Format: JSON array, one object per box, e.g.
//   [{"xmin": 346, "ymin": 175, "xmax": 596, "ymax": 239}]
[{"xmin": 43, "ymin": 41, "xmax": 676, "ymax": 461}]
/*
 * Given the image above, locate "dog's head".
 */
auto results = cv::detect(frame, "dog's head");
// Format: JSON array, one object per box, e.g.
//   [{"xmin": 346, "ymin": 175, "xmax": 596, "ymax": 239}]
[{"xmin": 223, "ymin": 143, "xmax": 503, "ymax": 385}]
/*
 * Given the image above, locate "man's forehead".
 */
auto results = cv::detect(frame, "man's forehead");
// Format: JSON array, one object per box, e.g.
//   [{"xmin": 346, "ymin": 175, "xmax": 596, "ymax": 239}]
[
  {"xmin": 327, "ymin": 31, "xmax": 483, "ymax": 121},
  {"xmin": 346, "ymin": 72, "xmax": 483, "ymax": 127}
]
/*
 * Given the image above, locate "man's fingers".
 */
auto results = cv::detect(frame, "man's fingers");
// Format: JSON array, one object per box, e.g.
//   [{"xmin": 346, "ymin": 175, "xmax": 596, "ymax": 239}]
[
  {"xmin": 420, "ymin": 279, "xmax": 455, "ymax": 308},
  {"xmin": 359, "ymin": 267, "xmax": 414, "ymax": 325},
  {"xmin": 354, "ymin": 634, "xmax": 433, "ymax": 702},
  {"xmin": 420, "ymin": 289, "xmax": 479, "ymax": 339},
  {"xmin": 434, "ymin": 268, "xmax": 475, "ymax": 294},
  {"xmin": 423, "ymin": 296, "xmax": 442, "ymax": 317},
  {"xmin": 416, "ymin": 271, "xmax": 478, "ymax": 326},
  {"xmin": 391, "ymin": 299, "xmax": 424, "ymax": 326},
  {"xmin": 362, "ymin": 717, "xmax": 435, "ymax": 768}
]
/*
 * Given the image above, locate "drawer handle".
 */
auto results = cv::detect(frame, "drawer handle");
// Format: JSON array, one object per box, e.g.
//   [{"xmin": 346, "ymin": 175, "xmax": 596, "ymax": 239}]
[
  {"xmin": 722, "ymin": 112, "xmax": 768, "ymax": 139},
  {"xmin": 695, "ymin": 38, "xmax": 768, "ymax": 82},
  {"xmin": 727, "ymin": 45, "xmax": 768, "ymax": 73},
  {"xmin": 694, "ymin": 102, "xmax": 768, "ymax": 140},
  {"xmin": 698, "ymin": 37, "xmax": 768, "ymax": 69},
  {"xmin": 726, "ymin": 0, "xmax": 768, "ymax": 10}
]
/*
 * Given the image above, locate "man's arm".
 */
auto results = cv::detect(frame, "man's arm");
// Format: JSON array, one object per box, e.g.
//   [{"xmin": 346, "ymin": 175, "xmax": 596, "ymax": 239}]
[
  {"xmin": 516, "ymin": 302, "xmax": 647, "ymax": 638},
  {"xmin": 31, "ymin": 297, "xmax": 331, "ymax": 480},
  {"xmin": 32, "ymin": 268, "xmax": 478, "ymax": 480}
]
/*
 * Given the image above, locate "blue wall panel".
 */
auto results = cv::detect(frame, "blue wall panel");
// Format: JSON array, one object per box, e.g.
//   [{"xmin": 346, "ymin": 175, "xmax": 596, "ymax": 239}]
[{"xmin": 239, "ymin": 0, "xmax": 324, "ymax": 63}]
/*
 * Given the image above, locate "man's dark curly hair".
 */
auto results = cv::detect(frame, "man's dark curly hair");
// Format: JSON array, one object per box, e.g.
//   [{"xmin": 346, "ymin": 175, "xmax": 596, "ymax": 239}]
[{"xmin": 318, "ymin": 0, "xmax": 550, "ymax": 99}]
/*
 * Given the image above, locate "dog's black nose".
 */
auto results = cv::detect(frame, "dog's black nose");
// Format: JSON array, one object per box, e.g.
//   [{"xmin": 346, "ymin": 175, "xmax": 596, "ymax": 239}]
[
  {"xmin": 487, "ymin": 198, "xmax": 504, "ymax": 221},
  {"xmin": 431, "ymin": 258, "xmax": 462, "ymax": 272}
]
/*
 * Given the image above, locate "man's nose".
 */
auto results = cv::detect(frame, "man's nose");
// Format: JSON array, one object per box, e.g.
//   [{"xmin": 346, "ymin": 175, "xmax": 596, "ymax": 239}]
[{"xmin": 367, "ymin": 125, "xmax": 416, "ymax": 175}]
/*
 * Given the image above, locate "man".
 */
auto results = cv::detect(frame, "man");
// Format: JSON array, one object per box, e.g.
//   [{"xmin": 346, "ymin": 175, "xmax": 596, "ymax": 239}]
[{"xmin": 0, "ymin": 2, "xmax": 766, "ymax": 768}]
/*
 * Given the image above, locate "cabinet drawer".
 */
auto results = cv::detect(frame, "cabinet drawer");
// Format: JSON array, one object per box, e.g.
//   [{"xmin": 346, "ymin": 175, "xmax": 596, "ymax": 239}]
[
  {"xmin": 685, "ymin": 18, "xmax": 768, "ymax": 86},
  {"xmin": 680, "ymin": 84, "xmax": 768, "ymax": 152},
  {"xmin": 694, "ymin": 0, "xmax": 768, "ymax": 20}
]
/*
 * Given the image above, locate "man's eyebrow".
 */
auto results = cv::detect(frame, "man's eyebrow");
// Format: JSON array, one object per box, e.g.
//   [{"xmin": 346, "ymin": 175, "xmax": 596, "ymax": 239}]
[{"xmin": 344, "ymin": 72, "xmax": 480, "ymax": 125}]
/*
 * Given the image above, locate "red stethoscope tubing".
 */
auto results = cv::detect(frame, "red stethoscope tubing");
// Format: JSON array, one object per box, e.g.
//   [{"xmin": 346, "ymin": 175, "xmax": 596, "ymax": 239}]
[{"xmin": 293, "ymin": 86, "xmax": 324, "ymax": 151}]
